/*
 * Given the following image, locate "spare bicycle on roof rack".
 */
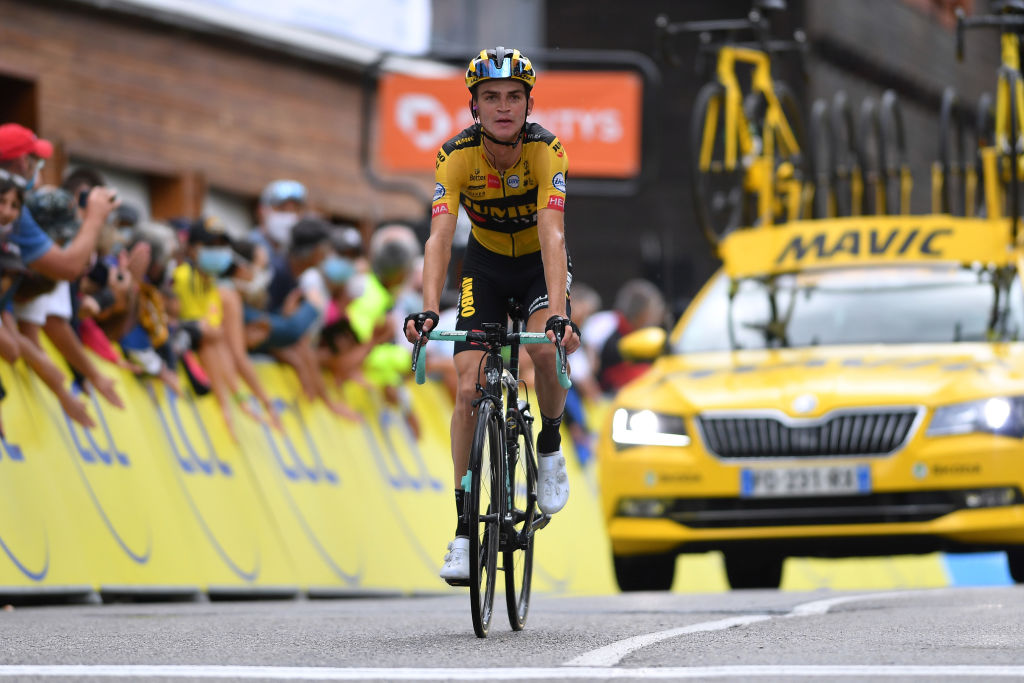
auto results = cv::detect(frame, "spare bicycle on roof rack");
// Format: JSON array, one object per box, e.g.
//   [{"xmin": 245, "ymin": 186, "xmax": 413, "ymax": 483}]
[{"xmin": 656, "ymin": 0, "xmax": 913, "ymax": 250}]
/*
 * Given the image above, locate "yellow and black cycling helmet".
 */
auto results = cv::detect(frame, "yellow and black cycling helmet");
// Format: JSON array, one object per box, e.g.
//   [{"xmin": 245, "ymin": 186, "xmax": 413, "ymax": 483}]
[{"xmin": 465, "ymin": 47, "xmax": 536, "ymax": 93}]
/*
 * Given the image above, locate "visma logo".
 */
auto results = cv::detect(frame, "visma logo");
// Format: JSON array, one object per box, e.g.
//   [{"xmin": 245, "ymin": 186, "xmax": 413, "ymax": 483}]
[
  {"xmin": 151, "ymin": 385, "xmax": 258, "ymax": 582},
  {"xmin": 65, "ymin": 386, "xmax": 152, "ymax": 565}
]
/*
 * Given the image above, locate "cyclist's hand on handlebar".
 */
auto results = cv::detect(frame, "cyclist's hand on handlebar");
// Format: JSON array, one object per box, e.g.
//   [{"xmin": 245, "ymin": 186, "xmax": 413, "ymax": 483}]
[
  {"xmin": 545, "ymin": 315, "xmax": 581, "ymax": 354},
  {"xmin": 404, "ymin": 310, "xmax": 439, "ymax": 344}
]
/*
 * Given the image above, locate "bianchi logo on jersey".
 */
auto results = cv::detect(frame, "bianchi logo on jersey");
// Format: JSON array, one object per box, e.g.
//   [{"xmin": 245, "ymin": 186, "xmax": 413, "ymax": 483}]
[
  {"xmin": 507, "ymin": 174, "xmax": 520, "ymax": 188},
  {"xmin": 433, "ymin": 183, "xmax": 445, "ymax": 201},
  {"xmin": 552, "ymin": 172, "xmax": 566, "ymax": 193}
]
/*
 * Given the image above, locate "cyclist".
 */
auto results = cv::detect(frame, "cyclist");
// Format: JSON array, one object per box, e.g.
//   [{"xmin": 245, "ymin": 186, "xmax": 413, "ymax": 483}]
[{"xmin": 404, "ymin": 47, "xmax": 581, "ymax": 583}]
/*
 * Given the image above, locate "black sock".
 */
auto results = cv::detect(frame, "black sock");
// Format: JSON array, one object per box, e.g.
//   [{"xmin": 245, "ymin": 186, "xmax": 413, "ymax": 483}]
[
  {"xmin": 454, "ymin": 489, "xmax": 468, "ymax": 537},
  {"xmin": 537, "ymin": 412, "xmax": 563, "ymax": 454}
]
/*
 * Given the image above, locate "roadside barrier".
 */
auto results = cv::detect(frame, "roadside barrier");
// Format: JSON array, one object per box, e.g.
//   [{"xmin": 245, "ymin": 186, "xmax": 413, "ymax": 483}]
[{"xmin": 0, "ymin": 357, "xmax": 617, "ymax": 599}]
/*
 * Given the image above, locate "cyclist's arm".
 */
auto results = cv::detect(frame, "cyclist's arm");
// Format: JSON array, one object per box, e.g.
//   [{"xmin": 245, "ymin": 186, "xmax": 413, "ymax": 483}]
[
  {"xmin": 405, "ymin": 210, "xmax": 456, "ymax": 343},
  {"xmin": 537, "ymin": 208, "xmax": 580, "ymax": 353}
]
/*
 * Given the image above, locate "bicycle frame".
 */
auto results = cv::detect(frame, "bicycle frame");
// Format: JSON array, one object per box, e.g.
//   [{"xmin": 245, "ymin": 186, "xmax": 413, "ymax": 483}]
[{"xmin": 699, "ymin": 45, "xmax": 804, "ymax": 227}]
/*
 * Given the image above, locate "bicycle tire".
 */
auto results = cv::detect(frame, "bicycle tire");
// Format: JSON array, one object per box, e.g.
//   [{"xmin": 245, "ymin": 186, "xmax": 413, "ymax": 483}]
[
  {"xmin": 504, "ymin": 407, "xmax": 536, "ymax": 631},
  {"xmin": 689, "ymin": 80, "xmax": 747, "ymax": 248},
  {"xmin": 937, "ymin": 87, "xmax": 968, "ymax": 215},
  {"xmin": 467, "ymin": 399, "xmax": 500, "ymax": 638},
  {"xmin": 858, "ymin": 96, "xmax": 886, "ymax": 215},
  {"xmin": 880, "ymin": 90, "xmax": 912, "ymax": 214},
  {"xmin": 830, "ymin": 90, "xmax": 863, "ymax": 216},
  {"xmin": 974, "ymin": 92, "xmax": 995, "ymax": 217},
  {"xmin": 771, "ymin": 80, "xmax": 810, "ymax": 223},
  {"xmin": 1008, "ymin": 71, "xmax": 1021, "ymax": 240},
  {"xmin": 809, "ymin": 98, "xmax": 835, "ymax": 218}
]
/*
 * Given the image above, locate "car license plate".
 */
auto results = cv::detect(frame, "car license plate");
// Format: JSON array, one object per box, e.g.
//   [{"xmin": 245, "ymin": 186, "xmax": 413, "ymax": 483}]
[{"xmin": 740, "ymin": 465, "xmax": 871, "ymax": 498}]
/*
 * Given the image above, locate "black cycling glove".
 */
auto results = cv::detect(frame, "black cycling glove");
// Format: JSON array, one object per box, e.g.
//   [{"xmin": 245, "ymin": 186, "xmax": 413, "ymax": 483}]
[
  {"xmin": 405, "ymin": 310, "xmax": 439, "ymax": 335},
  {"xmin": 544, "ymin": 314, "xmax": 581, "ymax": 340}
]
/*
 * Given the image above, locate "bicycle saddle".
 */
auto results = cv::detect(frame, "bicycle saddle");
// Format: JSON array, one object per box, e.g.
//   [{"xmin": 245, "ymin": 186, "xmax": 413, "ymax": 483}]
[
  {"xmin": 993, "ymin": 0, "xmax": 1024, "ymax": 14},
  {"xmin": 754, "ymin": 0, "xmax": 787, "ymax": 12}
]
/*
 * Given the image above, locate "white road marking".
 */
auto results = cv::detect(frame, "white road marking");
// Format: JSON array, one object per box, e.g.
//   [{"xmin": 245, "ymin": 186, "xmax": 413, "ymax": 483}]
[
  {"xmin": 2, "ymin": 665, "xmax": 1024, "ymax": 679},
  {"xmin": 567, "ymin": 588, "xmax": 946, "ymax": 667},
  {"xmin": 564, "ymin": 614, "xmax": 772, "ymax": 666}
]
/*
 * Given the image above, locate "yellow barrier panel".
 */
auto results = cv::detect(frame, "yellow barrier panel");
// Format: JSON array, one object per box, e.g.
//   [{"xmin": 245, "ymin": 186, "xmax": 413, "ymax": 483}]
[{"xmin": 0, "ymin": 355, "xmax": 617, "ymax": 597}]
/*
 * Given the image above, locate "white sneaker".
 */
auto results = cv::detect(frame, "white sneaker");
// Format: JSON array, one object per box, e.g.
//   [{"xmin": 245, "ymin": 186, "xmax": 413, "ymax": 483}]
[
  {"xmin": 440, "ymin": 536, "xmax": 470, "ymax": 583},
  {"xmin": 538, "ymin": 451, "xmax": 569, "ymax": 514}
]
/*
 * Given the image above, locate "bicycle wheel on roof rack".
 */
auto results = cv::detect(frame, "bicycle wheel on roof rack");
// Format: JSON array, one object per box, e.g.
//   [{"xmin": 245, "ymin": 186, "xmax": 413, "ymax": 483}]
[
  {"xmin": 831, "ymin": 91, "xmax": 863, "ymax": 216},
  {"xmin": 972, "ymin": 92, "xmax": 994, "ymax": 217},
  {"xmin": 772, "ymin": 81, "xmax": 810, "ymax": 223},
  {"xmin": 690, "ymin": 80, "xmax": 751, "ymax": 249},
  {"xmin": 858, "ymin": 96, "xmax": 887, "ymax": 215},
  {"xmin": 809, "ymin": 98, "xmax": 836, "ymax": 218},
  {"xmin": 936, "ymin": 87, "xmax": 970, "ymax": 215},
  {"xmin": 880, "ymin": 90, "xmax": 912, "ymax": 215}
]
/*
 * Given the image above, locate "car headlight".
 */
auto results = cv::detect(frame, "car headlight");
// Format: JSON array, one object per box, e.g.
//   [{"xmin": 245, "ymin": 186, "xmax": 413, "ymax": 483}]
[
  {"xmin": 927, "ymin": 397, "xmax": 1024, "ymax": 438},
  {"xmin": 611, "ymin": 408, "xmax": 690, "ymax": 448}
]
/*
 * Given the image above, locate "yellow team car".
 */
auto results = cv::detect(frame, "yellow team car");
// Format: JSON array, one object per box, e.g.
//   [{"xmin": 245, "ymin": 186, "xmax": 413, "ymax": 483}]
[{"xmin": 597, "ymin": 215, "xmax": 1024, "ymax": 590}]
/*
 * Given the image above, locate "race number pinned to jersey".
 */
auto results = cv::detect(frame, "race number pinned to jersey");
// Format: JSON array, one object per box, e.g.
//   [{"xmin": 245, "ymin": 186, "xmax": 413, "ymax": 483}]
[
  {"xmin": 552, "ymin": 172, "xmax": 566, "ymax": 193},
  {"xmin": 433, "ymin": 183, "xmax": 445, "ymax": 201},
  {"xmin": 507, "ymin": 175, "xmax": 520, "ymax": 188}
]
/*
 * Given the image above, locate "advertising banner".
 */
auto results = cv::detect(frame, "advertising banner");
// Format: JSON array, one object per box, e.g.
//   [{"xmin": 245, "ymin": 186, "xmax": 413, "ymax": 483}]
[{"xmin": 377, "ymin": 71, "xmax": 643, "ymax": 178}]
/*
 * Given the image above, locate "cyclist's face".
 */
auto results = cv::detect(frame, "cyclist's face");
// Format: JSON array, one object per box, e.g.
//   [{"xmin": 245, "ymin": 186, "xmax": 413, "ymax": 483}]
[{"xmin": 475, "ymin": 81, "xmax": 532, "ymax": 140}]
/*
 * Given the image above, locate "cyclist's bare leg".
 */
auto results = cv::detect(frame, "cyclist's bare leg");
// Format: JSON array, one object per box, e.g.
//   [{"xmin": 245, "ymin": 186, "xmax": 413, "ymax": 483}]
[
  {"xmin": 526, "ymin": 308, "xmax": 568, "ymax": 418},
  {"xmin": 451, "ymin": 349, "xmax": 487, "ymax": 487}
]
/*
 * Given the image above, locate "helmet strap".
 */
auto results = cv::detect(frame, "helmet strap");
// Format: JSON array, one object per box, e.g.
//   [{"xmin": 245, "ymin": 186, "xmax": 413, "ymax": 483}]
[{"xmin": 479, "ymin": 123, "xmax": 525, "ymax": 148}]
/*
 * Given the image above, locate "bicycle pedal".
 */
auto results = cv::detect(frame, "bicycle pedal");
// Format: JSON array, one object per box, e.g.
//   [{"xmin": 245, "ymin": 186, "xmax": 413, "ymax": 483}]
[{"xmin": 444, "ymin": 577, "xmax": 470, "ymax": 587}]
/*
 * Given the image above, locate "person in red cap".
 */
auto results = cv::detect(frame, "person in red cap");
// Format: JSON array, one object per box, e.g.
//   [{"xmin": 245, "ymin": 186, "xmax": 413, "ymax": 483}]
[{"xmin": 0, "ymin": 123, "xmax": 118, "ymax": 280}]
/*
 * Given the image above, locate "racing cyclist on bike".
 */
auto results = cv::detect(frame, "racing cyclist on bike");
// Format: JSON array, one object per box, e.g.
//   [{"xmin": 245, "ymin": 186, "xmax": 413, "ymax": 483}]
[{"xmin": 404, "ymin": 47, "xmax": 581, "ymax": 583}]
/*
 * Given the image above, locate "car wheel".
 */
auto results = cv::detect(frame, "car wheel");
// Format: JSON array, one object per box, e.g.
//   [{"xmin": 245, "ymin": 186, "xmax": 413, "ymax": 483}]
[
  {"xmin": 724, "ymin": 551, "xmax": 785, "ymax": 589},
  {"xmin": 1006, "ymin": 548, "xmax": 1024, "ymax": 584},
  {"xmin": 613, "ymin": 552, "xmax": 676, "ymax": 592}
]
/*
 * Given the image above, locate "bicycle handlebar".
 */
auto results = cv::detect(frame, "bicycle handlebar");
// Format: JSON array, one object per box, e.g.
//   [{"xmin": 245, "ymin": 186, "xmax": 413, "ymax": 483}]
[
  {"xmin": 411, "ymin": 330, "xmax": 572, "ymax": 389},
  {"xmin": 956, "ymin": 8, "xmax": 1024, "ymax": 61},
  {"xmin": 656, "ymin": 10, "xmax": 806, "ymax": 73}
]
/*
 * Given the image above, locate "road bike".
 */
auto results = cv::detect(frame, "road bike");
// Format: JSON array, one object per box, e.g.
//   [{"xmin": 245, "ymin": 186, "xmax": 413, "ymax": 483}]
[
  {"xmin": 411, "ymin": 301, "xmax": 571, "ymax": 638},
  {"xmin": 952, "ymin": 1, "xmax": 1024, "ymax": 237},
  {"xmin": 656, "ymin": 0, "xmax": 808, "ymax": 250}
]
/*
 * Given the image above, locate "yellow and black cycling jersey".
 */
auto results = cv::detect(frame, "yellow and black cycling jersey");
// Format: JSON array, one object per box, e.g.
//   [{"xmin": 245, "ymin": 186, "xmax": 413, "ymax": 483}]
[{"xmin": 432, "ymin": 122, "xmax": 568, "ymax": 258}]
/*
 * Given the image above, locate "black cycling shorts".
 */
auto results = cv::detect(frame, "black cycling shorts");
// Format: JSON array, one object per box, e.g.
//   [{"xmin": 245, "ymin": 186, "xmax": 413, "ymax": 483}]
[{"xmin": 454, "ymin": 236, "xmax": 572, "ymax": 355}]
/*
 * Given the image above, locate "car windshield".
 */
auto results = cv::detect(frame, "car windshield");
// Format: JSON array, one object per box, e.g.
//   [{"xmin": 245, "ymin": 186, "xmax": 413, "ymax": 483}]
[{"xmin": 675, "ymin": 266, "xmax": 1024, "ymax": 352}]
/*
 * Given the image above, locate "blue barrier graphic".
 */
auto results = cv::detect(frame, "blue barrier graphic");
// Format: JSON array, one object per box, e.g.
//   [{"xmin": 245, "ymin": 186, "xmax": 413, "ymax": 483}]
[
  {"xmin": 0, "ymin": 436, "xmax": 49, "ymax": 582},
  {"xmin": 265, "ymin": 399, "xmax": 338, "ymax": 485},
  {"xmin": 149, "ymin": 384, "xmax": 259, "ymax": 582}
]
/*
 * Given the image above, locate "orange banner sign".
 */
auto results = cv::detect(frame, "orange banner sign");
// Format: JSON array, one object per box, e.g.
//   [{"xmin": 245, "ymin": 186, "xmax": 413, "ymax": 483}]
[{"xmin": 377, "ymin": 71, "xmax": 643, "ymax": 178}]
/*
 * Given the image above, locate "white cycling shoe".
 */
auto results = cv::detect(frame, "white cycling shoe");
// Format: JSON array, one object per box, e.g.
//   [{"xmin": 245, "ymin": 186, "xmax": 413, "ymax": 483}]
[
  {"xmin": 538, "ymin": 451, "xmax": 569, "ymax": 514},
  {"xmin": 440, "ymin": 536, "xmax": 470, "ymax": 584}
]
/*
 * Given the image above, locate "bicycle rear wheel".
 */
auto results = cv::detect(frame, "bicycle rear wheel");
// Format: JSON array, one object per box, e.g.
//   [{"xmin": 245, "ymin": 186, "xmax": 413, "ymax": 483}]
[
  {"xmin": 831, "ymin": 91, "xmax": 863, "ymax": 216},
  {"xmin": 858, "ymin": 97, "xmax": 886, "ymax": 215},
  {"xmin": 937, "ymin": 87, "xmax": 968, "ymax": 215},
  {"xmin": 504, "ymin": 407, "xmax": 536, "ymax": 631},
  {"xmin": 809, "ymin": 98, "xmax": 836, "ymax": 218},
  {"xmin": 690, "ymin": 80, "xmax": 748, "ymax": 248},
  {"xmin": 467, "ymin": 400, "xmax": 500, "ymax": 638},
  {"xmin": 880, "ymin": 90, "xmax": 912, "ymax": 214}
]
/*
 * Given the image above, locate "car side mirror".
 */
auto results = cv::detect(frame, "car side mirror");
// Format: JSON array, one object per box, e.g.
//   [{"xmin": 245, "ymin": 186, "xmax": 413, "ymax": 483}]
[{"xmin": 618, "ymin": 327, "xmax": 667, "ymax": 361}]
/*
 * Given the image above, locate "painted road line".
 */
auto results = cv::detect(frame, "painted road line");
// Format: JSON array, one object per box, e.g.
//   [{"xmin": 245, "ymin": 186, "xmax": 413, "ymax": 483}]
[
  {"xmin": 2, "ymin": 665, "xmax": 1024, "ymax": 679},
  {"xmin": 567, "ymin": 588, "xmax": 951, "ymax": 667},
  {"xmin": 564, "ymin": 614, "xmax": 773, "ymax": 666}
]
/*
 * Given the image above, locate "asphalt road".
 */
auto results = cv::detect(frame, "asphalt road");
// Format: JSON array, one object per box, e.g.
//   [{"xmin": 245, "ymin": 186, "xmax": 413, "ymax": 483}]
[{"xmin": 0, "ymin": 586, "xmax": 1022, "ymax": 681}]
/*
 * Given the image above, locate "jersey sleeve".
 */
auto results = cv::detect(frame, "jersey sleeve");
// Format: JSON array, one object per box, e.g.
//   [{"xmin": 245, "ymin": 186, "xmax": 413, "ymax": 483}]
[
  {"xmin": 534, "ymin": 137, "xmax": 568, "ymax": 212},
  {"xmin": 432, "ymin": 147, "xmax": 461, "ymax": 219}
]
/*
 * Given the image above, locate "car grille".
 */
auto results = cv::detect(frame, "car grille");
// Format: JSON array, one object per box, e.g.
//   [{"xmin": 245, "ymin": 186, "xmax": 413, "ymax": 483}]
[
  {"xmin": 697, "ymin": 408, "xmax": 920, "ymax": 459},
  {"xmin": 662, "ymin": 488, "xmax": 1023, "ymax": 528}
]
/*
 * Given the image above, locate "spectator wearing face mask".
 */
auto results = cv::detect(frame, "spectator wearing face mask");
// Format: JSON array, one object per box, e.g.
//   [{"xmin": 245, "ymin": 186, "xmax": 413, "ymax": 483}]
[
  {"xmin": 170, "ymin": 216, "xmax": 278, "ymax": 438},
  {"xmin": 254, "ymin": 179, "xmax": 307, "ymax": 257}
]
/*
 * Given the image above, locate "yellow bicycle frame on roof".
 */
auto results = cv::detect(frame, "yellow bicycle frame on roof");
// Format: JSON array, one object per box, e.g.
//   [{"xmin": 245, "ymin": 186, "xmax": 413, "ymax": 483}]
[
  {"xmin": 980, "ymin": 32, "xmax": 1024, "ymax": 219},
  {"xmin": 701, "ymin": 45, "xmax": 804, "ymax": 227},
  {"xmin": 719, "ymin": 215, "xmax": 1016, "ymax": 279}
]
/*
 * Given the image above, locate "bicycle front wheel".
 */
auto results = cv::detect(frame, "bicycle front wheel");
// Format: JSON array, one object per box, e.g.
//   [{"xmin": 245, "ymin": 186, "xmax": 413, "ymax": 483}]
[
  {"xmin": 467, "ymin": 400, "xmax": 500, "ymax": 638},
  {"xmin": 504, "ymin": 408, "xmax": 536, "ymax": 631},
  {"xmin": 690, "ymin": 80, "xmax": 748, "ymax": 248}
]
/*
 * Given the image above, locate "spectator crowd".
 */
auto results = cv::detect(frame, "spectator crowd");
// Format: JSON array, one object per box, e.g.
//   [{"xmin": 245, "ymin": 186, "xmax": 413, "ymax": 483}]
[{"xmin": 0, "ymin": 121, "xmax": 670, "ymax": 460}]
